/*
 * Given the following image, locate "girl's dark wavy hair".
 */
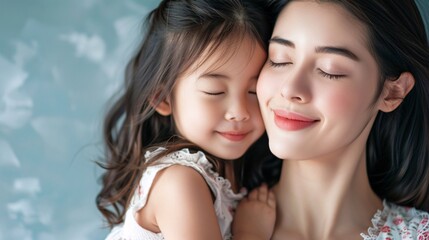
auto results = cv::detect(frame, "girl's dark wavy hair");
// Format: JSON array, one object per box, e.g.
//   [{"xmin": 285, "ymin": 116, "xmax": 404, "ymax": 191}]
[
  {"xmin": 96, "ymin": 0, "xmax": 280, "ymax": 228},
  {"xmin": 269, "ymin": 0, "xmax": 429, "ymax": 211}
]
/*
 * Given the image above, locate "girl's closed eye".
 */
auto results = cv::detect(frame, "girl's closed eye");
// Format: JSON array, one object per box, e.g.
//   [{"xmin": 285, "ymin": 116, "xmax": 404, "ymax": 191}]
[
  {"xmin": 248, "ymin": 82, "xmax": 257, "ymax": 95},
  {"xmin": 202, "ymin": 90, "xmax": 224, "ymax": 96},
  {"xmin": 196, "ymin": 77, "xmax": 226, "ymax": 96}
]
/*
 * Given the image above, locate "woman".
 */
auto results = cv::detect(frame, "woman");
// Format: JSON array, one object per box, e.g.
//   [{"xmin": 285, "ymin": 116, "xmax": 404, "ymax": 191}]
[{"xmin": 235, "ymin": 0, "xmax": 429, "ymax": 239}]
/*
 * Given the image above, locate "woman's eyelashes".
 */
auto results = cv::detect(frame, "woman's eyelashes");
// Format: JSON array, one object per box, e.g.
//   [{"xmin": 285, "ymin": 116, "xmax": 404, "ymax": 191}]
[
  {"xmin": 268, "ymin": 59, "xmax": 346, "ymax": 80},
  {"xmin": 268, "ymin": 59, "xmax": 292, "ymax": 68},
  {"xmin": 317, "ymin": 69, "xmax": 345, "ymax": 80}
]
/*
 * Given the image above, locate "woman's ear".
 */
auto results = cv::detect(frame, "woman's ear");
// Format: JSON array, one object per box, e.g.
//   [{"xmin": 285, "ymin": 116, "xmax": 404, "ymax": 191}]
[{"xmin": 379, "ymin": 72, "xmax": 415, "ymax": 112}]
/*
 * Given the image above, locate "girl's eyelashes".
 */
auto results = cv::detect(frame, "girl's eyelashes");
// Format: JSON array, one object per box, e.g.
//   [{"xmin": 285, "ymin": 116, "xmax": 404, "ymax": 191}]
[
  {"xmin": 317, "ymin": 69, "xmax": 345, "ymax": 80},
  {"xmin": 201, "ymin": 90, "xmax": 257, "ymax": 96},
  {"xmin": 202, "ymin": 91, "xmax": 224, "ymax": 96}
]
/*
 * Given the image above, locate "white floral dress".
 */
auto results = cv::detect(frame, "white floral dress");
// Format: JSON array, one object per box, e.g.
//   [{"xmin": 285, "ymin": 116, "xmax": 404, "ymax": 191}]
[
  {"xmin": 361, "ymin": 201, "xmax": 429, "ymax": 239},
  {"xmin": 105, "ymin": 148, "xmax": 245, "ymax": 240}
]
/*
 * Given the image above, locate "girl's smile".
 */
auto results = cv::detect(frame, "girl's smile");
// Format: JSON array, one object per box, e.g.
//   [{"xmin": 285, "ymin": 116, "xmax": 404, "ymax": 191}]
[{"xmin": 217, "ymin": 131, "xmax": 249, "ymax": 142}]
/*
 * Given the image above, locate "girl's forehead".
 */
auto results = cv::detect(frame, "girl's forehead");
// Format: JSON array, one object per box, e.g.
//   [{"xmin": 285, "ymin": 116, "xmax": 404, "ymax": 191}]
[{"xmin": 187, "ymin": 36, "xmax": 260, "ymax": 73}]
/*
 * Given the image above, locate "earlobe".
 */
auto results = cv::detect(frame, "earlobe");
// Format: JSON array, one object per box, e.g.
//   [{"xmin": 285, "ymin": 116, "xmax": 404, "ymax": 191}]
[
  {"xmin": 149, "ymin": 92, "xmax": 171, "ymax": 116},
  {"xmin": 153, "ymin": 98, "xmax": 172, "ymax": 116},
  {"xmin": 379, "ymin": 72, "xmax": 415, "ymax": 112},
  {"xmin": 149, "ymin": 89, "xmax": 172, "ymax": 116}
]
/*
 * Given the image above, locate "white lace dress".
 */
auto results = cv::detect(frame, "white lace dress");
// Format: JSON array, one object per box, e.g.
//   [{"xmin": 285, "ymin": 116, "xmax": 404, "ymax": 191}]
[
  {"xmin": 361, "ymin": 201, "xmax": 429, "ymax": 239},
  {"xmin": 105, "ymin": 148, "xmax": 245, "ymax": 240}
]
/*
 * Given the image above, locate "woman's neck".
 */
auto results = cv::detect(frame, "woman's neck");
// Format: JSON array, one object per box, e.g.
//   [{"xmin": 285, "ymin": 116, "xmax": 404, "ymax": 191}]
[{"xmin": 273, "ymin": 149, "xmax": 382, "ymax": 240}]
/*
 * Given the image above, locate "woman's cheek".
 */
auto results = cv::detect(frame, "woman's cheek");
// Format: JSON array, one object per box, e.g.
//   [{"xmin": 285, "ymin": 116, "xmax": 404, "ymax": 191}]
[
  {"xmin": 320, "ymin": 90, "xmax": 361, "ymax": 118},
  {"xmin": 257, "ymin": 73, "xmax": 277, "ymax": 103}
]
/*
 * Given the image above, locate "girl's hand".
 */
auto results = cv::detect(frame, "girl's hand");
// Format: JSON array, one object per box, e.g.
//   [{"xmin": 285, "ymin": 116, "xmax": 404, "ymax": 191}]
[{"xmin": 232, "ymin": 184, "xmax": 276, "ymax": 240}]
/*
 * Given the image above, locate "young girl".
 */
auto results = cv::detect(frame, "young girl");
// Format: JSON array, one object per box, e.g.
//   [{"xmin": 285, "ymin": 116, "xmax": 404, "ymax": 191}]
[
  {"xmin": 96, "ymin": 0, "xmax": 277, "ymax": 239},
  {"xmin": 239, "ymin": 0, "xmax": 429, "ymax": 239}
]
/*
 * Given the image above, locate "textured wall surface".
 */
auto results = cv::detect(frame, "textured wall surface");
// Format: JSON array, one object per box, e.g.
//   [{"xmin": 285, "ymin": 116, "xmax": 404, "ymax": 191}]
[
  {"xmin": 0, "ymin": 1, "xmax": 428, "ymax": 240},
  {"xmin": 0, "ymin": 0, "xmax": 157, "ymax": 239}
]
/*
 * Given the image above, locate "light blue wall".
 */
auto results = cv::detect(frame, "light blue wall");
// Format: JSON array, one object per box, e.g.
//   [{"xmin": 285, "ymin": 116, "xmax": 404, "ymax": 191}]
[
  {"xmin": 0, "ymin": 1, "xmax": 428, "ymax": 240},
  {"xmin": 417, "ymin": 0, "xmax": 429, "ymax": 38},
  {"xmin": 0, "ymin": 0, "xmax": 158, "ymax": 239}
]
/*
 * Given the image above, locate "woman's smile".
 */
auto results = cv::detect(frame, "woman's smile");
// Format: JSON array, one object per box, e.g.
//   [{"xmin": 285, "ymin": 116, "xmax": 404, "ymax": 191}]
[{"xmin": 273, "ymin": 109, "xmax": 319, "ymax": 131}]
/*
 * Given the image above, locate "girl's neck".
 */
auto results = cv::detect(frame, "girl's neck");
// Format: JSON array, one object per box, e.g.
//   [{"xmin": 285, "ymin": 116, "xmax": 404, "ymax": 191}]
[
  {"xmin": 224, "ymin": 160, "xmax": 238, "ymax": 193},
  {"xmin": 273, "ymin": 149, "xmax": 382, "ymax": 240}
]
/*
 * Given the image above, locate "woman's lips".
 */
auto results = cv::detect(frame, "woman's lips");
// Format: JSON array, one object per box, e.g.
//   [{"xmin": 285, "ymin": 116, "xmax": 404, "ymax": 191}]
[{"xmin": 273, "ymin": 110, "xmax": 318, "ymax": 131}]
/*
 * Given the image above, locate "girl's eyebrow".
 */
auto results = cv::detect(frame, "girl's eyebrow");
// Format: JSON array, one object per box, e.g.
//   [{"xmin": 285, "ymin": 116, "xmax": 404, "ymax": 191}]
[
  {"xmin": 199, "ymin": 73, "xmax": 229, "ymax": 80},
  {"xmin": 269, "ymin": 37, "xmax": 360, "ymax": 61},
  {"xmin": 199, "ymin": 73, "xmax": 259, "ymax": 82}
]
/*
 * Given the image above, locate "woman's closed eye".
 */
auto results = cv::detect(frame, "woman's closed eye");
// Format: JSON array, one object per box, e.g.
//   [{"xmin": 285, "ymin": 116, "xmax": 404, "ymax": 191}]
[
  {"xmin": 268, "ymin": 59, "xmax": 292, "ymax": 68},
  {"xmin": 317, "ymin": 69, "xmax": 346, "ymax": 80}
]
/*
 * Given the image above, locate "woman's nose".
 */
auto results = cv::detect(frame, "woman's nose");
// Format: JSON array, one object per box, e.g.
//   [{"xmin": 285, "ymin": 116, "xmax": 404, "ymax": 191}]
[{"xmin": 280, "ymin": 69, "xmax": 311, "ymax": 103}]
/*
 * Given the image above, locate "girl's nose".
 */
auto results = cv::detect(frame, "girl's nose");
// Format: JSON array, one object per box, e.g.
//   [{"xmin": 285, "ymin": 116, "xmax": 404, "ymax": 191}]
[{"xmin": 225, "ymin": 100, "xmax": 250, "ymax": 121}]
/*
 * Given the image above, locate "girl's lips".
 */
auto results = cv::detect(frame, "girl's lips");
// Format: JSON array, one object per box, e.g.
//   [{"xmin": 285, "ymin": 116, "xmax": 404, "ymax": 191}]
[
  {"xmin": 273, "ymin": 109, "xmax": 318, "ymax": 131},
  {"xmin": 218, "ymin": 131, "xmax": 248, "ymax": 141}
]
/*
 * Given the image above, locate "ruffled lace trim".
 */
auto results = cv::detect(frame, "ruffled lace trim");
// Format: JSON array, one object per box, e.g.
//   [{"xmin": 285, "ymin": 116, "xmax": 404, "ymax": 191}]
[
  {"xmin": 361, "ymin": 200, "xmax": 429, "ymax": 239},
  {"xmin": 145, "ymin": 147, "xmax": 245, "ymax": 201},
  {"xmin": 361, "ymin": 200, "xmax": 390, "ymax": 239}
]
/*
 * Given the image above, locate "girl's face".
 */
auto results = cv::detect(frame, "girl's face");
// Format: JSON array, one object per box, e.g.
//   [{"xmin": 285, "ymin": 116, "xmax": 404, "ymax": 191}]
[
  {"xmin": 257, "ymin": 1, "xmax": 383, "ymax": 160},
  {"xmin": 169, "ymin": 37, "xmax": 266, "ymax": 160}
]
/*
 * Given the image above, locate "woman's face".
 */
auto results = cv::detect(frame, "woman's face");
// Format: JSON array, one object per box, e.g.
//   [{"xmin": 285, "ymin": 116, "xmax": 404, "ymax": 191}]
[{"xmin": 257, "ymin": 1, "xmax": 383, "ymax": 160}]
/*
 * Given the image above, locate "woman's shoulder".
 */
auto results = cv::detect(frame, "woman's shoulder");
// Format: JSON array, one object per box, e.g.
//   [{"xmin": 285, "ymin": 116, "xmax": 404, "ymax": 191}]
[{"xmin": 362, "ymin": 201, "xmax": 429, "ymax": 240}]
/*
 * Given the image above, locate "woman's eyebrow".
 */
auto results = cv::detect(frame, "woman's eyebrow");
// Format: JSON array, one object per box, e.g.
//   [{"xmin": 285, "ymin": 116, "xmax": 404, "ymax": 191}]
[
  {"xmin": 315, "ymin": 46, "xmax": 360, "ymax": 61},
  {"xmin": 269, "ymin": 37, "xmax": 295, "ymax": 48},
  {"xmin": 270, "ymin": 37, "xmax": 359, "ymax": 61}
]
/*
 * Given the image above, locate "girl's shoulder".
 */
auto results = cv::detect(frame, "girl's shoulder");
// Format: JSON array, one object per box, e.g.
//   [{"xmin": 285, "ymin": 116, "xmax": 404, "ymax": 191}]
[
  {"xmin": 106, "ymin": 148, "xmax": 244, "ymax": 240},
  {"xmin": 128, "ymin": 147, "xmax": 243, "ymax": 239},
  {"xmin": 132, "ymin": 147, "xmax": 244, "ymax": 210},
  {"xmin": 362, "ymin": 200, "xmax": 429, "ymax": 240},
  {"xmin": 145, "ymin": 147, "xmax": 214, "ymax": 171}
]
